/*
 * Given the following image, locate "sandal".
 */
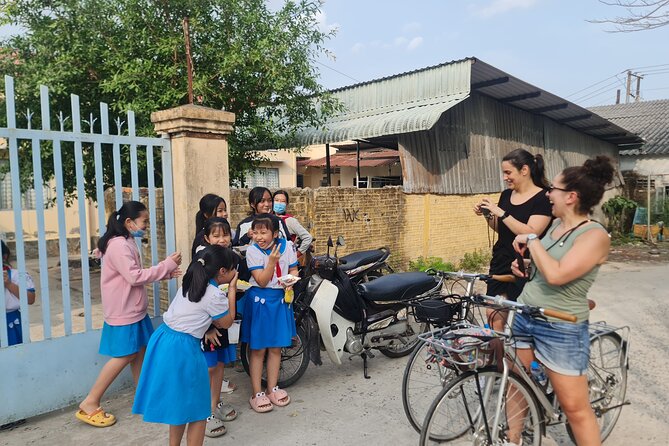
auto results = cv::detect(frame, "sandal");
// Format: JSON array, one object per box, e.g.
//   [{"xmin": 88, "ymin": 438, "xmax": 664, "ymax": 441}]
[
  {"xmin": 266, "ymin": 386, "xmax": 290, "ymax": 407},
  {"xmin": 205, "ymin": 415, "xmax": 227, "ymax": 437},
  {"xmin": 214, "ymin": 401, "xmax": 238, "ymax": 422},
  {"xmin": 249, "ymin": 392, "xmax": 273, "ymax": 413},
  {"xmin": 74, "ymin": 407, "xmax": 116, "ymax": 427},
  {"xmin": 221, "ymin": 379, "xmax": 237, "ymax": 394}
]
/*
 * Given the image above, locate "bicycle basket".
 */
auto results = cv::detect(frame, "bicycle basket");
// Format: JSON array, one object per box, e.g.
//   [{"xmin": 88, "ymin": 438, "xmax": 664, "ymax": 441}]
[
  {"xmin": 413, "ymin": 296, "xmax": 463, "ymax": 326},
  {"xmin": 421, "ymin": 325, "xmax": 498, "ymax": 372}
]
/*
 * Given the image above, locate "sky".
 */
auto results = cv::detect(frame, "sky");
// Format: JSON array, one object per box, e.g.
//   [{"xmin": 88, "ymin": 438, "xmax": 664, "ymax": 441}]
[
  {"xmin": 1, "ymin": 0, "xmax": 668, "ymax": 107},
  {"xmin": 308, "ymin": 0, "xmax": 669, "ymax": 107}
]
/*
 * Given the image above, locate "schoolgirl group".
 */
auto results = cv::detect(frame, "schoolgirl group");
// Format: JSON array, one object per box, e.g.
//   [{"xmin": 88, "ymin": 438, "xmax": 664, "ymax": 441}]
[{"xmin": 73, "ymin": 187, "xmax": 313, "ymax": 445}]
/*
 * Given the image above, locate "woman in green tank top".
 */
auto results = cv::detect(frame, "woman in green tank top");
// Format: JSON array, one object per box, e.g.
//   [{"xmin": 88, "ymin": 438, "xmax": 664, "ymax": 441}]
[{"xmin": 508, "ymin": 156, "xmax": 614, "ymax": 446}]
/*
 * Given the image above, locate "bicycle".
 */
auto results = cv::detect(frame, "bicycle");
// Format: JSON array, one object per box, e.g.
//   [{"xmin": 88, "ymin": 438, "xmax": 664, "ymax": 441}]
[
  {"xmin": 401, "ymin": 271, "xmax": 515, "ymax": 433},
  {"xmin": 419, "ymin": 294, "xmax": 629, "ymax": 446}
]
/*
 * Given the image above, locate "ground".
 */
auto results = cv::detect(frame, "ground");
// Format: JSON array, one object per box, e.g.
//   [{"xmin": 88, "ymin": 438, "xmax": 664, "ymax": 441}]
[{"xmin": 2, "ymin": 259, "xmax": 668, "ymax": 445}]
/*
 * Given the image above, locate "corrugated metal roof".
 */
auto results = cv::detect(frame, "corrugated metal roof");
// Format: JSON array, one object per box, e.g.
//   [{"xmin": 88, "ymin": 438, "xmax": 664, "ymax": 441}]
[
  {"xmin": 589, "ymin": 99, "xmax": 669, "ymax": 156},
  {"xmin": 296, "ymin": 57, "xmax": 643, "ymax": 148},
  {"xmin": 298, "ymin": 149, "xmax": 399, "ymax": 168}
]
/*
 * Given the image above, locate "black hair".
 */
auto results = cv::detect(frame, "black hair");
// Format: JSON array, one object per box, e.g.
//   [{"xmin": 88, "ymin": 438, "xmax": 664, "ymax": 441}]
[
  {"xmin": 202, "ymin": 217, "xmax": 232, "ymax": 240},
  {"xmin": 195, "ymin": 194, "xmax": 225, "ymax": 234},
  {"xmin": 247, "ymin": 187, "xmax": 272, "ymax": 216},
  {"xmin": 98, "ymin": 201, "xmax": 147, "ymax": 254},
  {"xmin": 561, "ymin": 156, "xmax": 615, "ymax": 215},
  {"xmin": 252, "ymin": 213, "xmax": 280, "ymax": 233},
  {"xmin": 273, "ymin": 189, "xmax": 290, "ymax": 206},
  {"xmin": 182, "ymin": 245, "xmax": 239, "ymax": 303},
  {"xmin": 1, "ymin": 240, "xmax": 10, "ymax": 264},
  {"xmin": 502, "ymin": 149, "xmax": 549, "ymax": 188}
]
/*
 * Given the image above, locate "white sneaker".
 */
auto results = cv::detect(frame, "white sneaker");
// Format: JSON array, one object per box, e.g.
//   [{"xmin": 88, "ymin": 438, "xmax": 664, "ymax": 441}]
[{"xmin": 221, "ymin": 379, "xmax": 236, "ymax": 394}]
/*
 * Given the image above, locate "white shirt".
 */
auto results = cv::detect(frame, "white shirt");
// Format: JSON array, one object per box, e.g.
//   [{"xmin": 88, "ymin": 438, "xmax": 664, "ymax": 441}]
[
  {"xmin": 163, "ymin": 282, "xmax": 229, "ymax": 338},
  {"xmin": 4, "ymin": 268, "xmax": 35, "ymax": 312},
  {"xmin": 246, "ymin": 239, "xmax": 298, "ymax": 289}
]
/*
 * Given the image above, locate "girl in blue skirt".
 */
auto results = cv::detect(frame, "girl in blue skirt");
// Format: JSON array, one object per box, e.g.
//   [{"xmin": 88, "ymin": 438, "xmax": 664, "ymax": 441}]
[
  {"xmin": 133, "ymin": 245, "xmax": 238, "ymax": 446},
  {"xmin": 241, "ymin": 214, "xmax": 298, "ymax": 413}
]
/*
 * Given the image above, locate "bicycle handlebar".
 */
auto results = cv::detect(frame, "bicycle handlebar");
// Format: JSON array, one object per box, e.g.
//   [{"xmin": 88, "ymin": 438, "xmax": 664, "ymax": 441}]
[
  {"xmin": 473, "ymin": 294, "xmax": 577, "ymax": 323},
  {"xmin": 428, "ymin": 270, "xmax": 517, "ymax": 284}
]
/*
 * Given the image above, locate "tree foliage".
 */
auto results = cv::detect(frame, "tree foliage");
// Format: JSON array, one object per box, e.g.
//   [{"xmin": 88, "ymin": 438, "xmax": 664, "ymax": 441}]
[
  {"xmin": 591, "ymin": 0, "xmax": 669, "ymax": 32},
  {"xmin": 0, "ymin": 0, "xmax": 340, "ymax": 198}
]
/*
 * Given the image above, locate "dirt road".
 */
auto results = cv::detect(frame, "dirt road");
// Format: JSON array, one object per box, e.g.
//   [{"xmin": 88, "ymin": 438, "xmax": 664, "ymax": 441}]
[{"xmin": 2, "ymin": 260, "xmax": 668, "ymax": 445}]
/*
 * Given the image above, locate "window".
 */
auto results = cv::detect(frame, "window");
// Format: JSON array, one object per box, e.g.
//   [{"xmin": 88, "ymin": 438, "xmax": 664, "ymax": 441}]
[{"xmin": 245, "ymin": 167, "xmax": 280, "ymax": 188}]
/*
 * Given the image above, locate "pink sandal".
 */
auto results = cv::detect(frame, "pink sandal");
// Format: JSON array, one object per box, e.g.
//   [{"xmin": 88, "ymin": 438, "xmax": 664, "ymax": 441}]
[
  {"xmin": 249, "ymin": 392, "xmax": 273, "ymax": 413},
  {"xmin": 266, "ymin": 386, "xmax": 291, "ymax": 407}
]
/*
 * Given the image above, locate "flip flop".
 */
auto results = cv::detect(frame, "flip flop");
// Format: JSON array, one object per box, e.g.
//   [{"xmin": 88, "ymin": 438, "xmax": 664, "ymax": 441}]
[
  {"xmin": 214, "ymin": 401, "xmax": 238, "ymax": 421},
  {"xmin": 205, "ymin": 416, "xmax": 227, "ymax": 437},
  {"xmin": 221, "ymin": 379, "xmax": 237, "ymax": 394},
  {"xmin": 266, "ymin": 386, "xmax": 290, "ymax": 407},
  {"xmin": 249, "ymin": 392, "xmax": 273, "ymax": 413},
  {"xmin": 75, "ymin": 407, "xmax": 116, "ymax": 427}
]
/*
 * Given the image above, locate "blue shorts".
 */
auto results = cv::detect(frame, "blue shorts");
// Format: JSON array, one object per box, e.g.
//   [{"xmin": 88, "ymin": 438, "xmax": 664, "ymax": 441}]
[
  {"xmin": 203, "ymin": 344, "xmax": 237, "ymax": 368},
  {"xmin": 512, "ymin": 312, "xmax": 590, "ymax": 376}
]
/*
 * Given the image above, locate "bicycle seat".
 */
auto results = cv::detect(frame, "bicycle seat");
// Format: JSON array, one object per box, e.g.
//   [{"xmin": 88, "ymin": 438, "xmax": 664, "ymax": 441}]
[
  {"xmin": 357, "ymin": 272, "xmax": 437, "ymax": 302},
  {"xmin": 339, "ymin": 249, "xmax": 388, "ymax": 272}
]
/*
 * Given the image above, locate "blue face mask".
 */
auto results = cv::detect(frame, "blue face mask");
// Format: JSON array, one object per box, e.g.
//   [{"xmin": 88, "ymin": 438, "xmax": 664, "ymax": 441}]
[
  {"xmin": 129, "ymin": 220, "xmax": 146, "ymax": 238},
  {"xmin": 273, "ymin": 202, "xmax": 287, "ymax": 214}
]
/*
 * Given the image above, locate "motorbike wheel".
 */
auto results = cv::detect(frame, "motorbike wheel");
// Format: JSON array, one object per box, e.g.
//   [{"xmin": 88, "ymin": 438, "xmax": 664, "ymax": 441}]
[
  {"xmin": 378, "ymin": 321, "xmax": 428, "ymax": 358},
  {"xmin": 240, "ymin": 324, "xmax": 310, "ymax": 388}
]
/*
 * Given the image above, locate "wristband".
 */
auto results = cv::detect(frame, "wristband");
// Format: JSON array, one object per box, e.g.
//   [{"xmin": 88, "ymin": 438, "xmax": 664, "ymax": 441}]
[{"xmin": 500, "ymin": 211, "xmax": 510, "ymax": 220}]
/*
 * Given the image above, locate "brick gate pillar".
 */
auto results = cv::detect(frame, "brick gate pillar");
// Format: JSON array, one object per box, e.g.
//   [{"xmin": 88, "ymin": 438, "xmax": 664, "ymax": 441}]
[{"xmin": 151, "ymin": 104, "xmax": 235, "ymax": 262}]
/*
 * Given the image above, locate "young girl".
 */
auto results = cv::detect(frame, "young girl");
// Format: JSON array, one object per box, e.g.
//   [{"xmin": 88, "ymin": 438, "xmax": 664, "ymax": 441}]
[
  {"xmin": 194, "ymin": 218, "xmax": 239, "ymax": 437},
  {"xmin": 233, "ymin": 187, "xmax": 290, "ymax": 247},
  {"xmin": 241, "ymin": 214, "xmax": 298, "ymax": 413},
  {"xmin": 2, "ymin": 240, "xmax": 36, "ymax": 346},
  {"xmin": 76, "ymin": 201, "xmax": 181, "ymax": 427},
  {"xmin": 191, "ymin": 194, "xmax": 230, "ymax": 258},
  {"xmin": 133, "ymin": 245, "xmax": 238, "ymax": 446},
  {"xmin": 272, "ymin": 189, "xmax": 314, "ymax": 262}
]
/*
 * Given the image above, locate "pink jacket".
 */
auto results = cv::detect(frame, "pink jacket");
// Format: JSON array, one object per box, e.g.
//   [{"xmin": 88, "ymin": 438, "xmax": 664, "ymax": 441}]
[{"xmin": 101, "ymin": 236, "xmax": 177, "ymax": 326}]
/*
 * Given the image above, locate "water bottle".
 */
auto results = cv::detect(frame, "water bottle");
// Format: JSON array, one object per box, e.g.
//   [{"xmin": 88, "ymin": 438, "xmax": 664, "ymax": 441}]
[{"xmin": 530, "ymin": 360, "xmax": 548, "ymax": 391}]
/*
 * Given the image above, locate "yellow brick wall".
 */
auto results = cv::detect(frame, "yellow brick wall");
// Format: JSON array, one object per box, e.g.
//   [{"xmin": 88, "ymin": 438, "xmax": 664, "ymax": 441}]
[{"xmin": 229, "ymin": 187, "xmax": 500, "ymax": 271}]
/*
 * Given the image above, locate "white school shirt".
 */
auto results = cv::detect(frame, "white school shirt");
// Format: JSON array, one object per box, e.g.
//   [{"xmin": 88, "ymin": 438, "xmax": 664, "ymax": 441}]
[
  {"xmin": 163, "ymin": 281, "xmax": 229, "ymax": 338},
  {"xmin": 246, "ymin": 238, "xmax": 298, "ymax": 289},
  {"xmin": 4, "ymin": 268, "xmax": 36, "ymax": 312}
]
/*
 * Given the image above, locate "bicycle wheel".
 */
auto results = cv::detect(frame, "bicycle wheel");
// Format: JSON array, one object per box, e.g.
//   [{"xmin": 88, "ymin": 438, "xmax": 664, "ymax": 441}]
[
  {"xmin": 567, "ymin": 332, "xmax": 628, "ymax": 443},
  {"xmin": 420, "ymin": 368, "xmax": 542, "ymax": 446},
  {"xmin": 401, "ymin": 339, "xmax": 459, "ymax": 433},
  {"xmin": 240, "ymin": 324, "xmax": 310, "ymax": 388}
]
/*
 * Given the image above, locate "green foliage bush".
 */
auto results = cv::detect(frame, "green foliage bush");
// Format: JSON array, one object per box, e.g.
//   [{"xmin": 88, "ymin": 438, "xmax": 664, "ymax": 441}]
[
  {"xmin": 408, "ymin": 256, "xmax": 456, "ymax": 273},
  {"xmin": 458, "ymin": 249, "xmax": 492, "ymax": 272},
  {"xmin": 602, "ymin": 196, "xmax": 637, "ymax": 236}
]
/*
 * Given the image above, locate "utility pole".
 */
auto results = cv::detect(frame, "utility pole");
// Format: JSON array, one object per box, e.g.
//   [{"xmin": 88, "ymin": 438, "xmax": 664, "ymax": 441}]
[
  {"xmin": 625, "ymin": 71, "xmax": 632, "ymax": 104},
  {"xmin": 616, "ymin": 89, "xmax": 621, "ymax": 104},
  {"xmin": 635, "ymin": 74, "xmax": 643, "ymax": 102},
  {"xmin": 625, "ymin": 71, "xmax": 643, "ymax": 103}
]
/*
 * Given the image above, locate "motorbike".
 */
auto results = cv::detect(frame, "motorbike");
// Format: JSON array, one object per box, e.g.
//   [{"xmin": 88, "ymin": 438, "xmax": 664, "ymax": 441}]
[{"xmin": 240, "ymin": 236, "xmax": 444, "ymax": 387}]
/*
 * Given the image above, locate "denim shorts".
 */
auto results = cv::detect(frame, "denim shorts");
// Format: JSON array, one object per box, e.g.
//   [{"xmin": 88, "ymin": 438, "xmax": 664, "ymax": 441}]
[{"xmin": 511, "ymin": 312, "xmax": 590, "ymax": 376}]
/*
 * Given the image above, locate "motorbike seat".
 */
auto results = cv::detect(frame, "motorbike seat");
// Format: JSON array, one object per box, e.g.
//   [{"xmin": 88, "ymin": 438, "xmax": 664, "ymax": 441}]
[
  {"xmin": 339, "ymin": 249, "xmax": 388, "ymax": 272},
  {"xmin": 357, "ymin": 272, "xmax": 438, "ymax": 302}
]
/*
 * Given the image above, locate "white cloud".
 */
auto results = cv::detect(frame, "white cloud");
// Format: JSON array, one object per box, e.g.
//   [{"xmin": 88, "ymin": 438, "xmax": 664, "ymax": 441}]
[
  {"xmin": 394, "ymin": 37, "xmax": 408, "ymax": 46},
  {"xmin": 475, "ymin": 0, "xmax": 537, "ymax": 18},
  {"xmin": 407, "ymin": 36, "xmax": 424, "ymax": 51},
  {"xmin": 351, "ymin": 42, "xmax": 364, "ymax": 54},
  {"xmin": 315, "ymin": 10, "xmax": 339, "ymax": 33}
]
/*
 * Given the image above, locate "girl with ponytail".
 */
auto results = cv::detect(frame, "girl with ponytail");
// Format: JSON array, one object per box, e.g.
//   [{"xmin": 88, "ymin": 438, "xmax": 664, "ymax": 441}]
[
  {"xmin": 474, "ymin": 149, "xmax": 553, "ymax": 330},
  {"xmin": 133, "ymin": 245, "xmax": 239, "ymax": 445},
  {"xmin": 77, "ymin": 200, "xmax": 182, "ymax": 428}
]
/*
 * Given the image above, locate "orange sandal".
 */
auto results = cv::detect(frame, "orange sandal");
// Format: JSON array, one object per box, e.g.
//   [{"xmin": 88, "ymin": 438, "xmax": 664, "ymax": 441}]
[
  {"xmin": 249, "ymin": 392, "xmax": 273, "ymax": 413},
  {"xmin": 75, "ymin": 407, "xmax": 116, "ymax": 427},
  {"xmin": 266, "ymin": 386, "xmax": 290, "ymax": 407}
]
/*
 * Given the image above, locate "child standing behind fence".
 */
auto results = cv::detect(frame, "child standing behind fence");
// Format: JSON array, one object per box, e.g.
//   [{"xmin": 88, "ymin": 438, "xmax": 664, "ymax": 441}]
[
  {"xmin": 2, "ymin": 240, "xmax": 36, "ymax": 346},
  {"xmin": 76, "ymin": 201, "xmax": 181, "ymax": 428},
  {"xmin": 133, "ymin": 245, "xmax": 238, "ymax": 446}
]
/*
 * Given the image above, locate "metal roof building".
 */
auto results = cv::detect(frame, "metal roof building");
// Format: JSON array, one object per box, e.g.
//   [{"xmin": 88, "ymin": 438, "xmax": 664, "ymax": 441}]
[
  {"xmin": 298, "ymin": 57, "xmax": 643, "ymax": 194},
  {"xmin": 589, "ymin": 99, "xmax": 669, "ymax": 156}
]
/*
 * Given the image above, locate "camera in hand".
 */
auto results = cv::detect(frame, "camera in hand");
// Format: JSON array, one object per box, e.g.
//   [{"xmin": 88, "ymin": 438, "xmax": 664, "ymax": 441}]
[{"xmin": 481, "ymin": 207, "xmax": 492, "ymax": 219}]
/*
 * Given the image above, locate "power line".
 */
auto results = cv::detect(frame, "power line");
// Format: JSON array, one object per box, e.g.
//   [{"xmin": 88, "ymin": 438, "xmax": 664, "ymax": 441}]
[
  {"xmin": 315, "ymin": 60, "xmax": 361, "ymax": 83},
  {"xmin": 572, "ymin": 79, "xmax": 622, "ymax": 103}
]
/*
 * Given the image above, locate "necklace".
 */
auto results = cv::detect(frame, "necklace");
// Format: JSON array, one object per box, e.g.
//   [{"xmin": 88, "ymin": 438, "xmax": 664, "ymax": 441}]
[{"xmin": 547, "ymin": 219, "xmax": 591, "ymax": 250}]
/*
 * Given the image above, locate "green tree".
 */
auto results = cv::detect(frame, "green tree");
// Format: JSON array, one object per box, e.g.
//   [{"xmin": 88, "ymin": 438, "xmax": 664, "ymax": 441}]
[{"xmin": 0, "ymin": 0, "xmax": 340, "ymax": 198}]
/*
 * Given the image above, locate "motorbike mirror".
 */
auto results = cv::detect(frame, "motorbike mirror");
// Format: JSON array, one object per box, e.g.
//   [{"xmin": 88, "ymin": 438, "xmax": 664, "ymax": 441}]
[
  {"xmin": 327, "ymin": 236, "xmax": 334, "ymax": 248},
  {"xmin": 336, "ymin": 236, "xmax": 345, "ymax": 247}
]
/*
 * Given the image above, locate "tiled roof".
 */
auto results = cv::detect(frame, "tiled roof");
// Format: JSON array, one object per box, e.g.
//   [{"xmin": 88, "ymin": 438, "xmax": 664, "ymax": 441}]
[{"xmin": 589, "ymin": 99, "xmax": 669, "ymax": 155}]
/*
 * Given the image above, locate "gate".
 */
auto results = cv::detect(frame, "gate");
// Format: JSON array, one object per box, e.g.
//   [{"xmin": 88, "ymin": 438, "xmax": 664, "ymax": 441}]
[{"xmin": 0, "ymin": 75, "xmax": 176, "ymax": 423}]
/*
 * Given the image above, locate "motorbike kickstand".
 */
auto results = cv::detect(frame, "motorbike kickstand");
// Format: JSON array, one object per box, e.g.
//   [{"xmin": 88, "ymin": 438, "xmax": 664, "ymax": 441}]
[{"xmin": 361, "ymin": 352, "xmax": 371, "ymax": 379}]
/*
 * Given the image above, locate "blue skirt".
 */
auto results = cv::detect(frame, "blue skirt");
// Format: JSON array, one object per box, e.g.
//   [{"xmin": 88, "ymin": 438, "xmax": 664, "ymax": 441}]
[
  {"xmin": 203, "ymin": 344, "xmax": 237, "ymax": 368},
  {"xmin": 99, "ymin": 314, "xmax": 154, "ymax": 358},
  {"xmin": 6, "ymin": 310, "xmax": 23, "ymax": 346},
  {"xmin": 240, "ymin": 287, "xmax": 296, "ymax": 350},
  {"xmin": 132, "ymin": 324, "xmax": 210, "ymax": 425}
]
